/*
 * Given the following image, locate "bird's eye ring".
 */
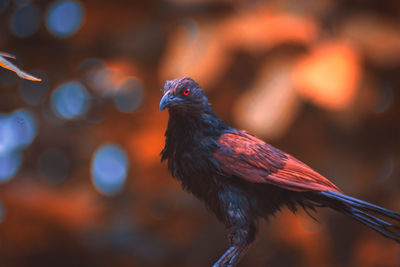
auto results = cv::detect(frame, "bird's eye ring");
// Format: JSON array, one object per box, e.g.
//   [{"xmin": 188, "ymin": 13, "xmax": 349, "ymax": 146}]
[{"xmin": 183, "ymin": 89, "xmax": 190, "ymax": 96}]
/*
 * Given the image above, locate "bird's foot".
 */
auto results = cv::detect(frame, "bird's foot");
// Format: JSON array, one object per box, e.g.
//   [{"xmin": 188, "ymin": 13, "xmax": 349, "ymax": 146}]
[
  {"xmin": 212, "ymin": 243, "xmax": 248, "ymax": 267},
  {"xmin": 212, "ymin": 262, "xmax": 234, "ymax": 267},
  {"xmin": 212, "ymin": 245, "xmax": 236, "ymax": 267}
]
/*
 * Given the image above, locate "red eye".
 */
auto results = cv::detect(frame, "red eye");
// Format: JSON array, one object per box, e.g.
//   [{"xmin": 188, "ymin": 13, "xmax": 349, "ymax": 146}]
[{"xmin": 183, "ymin": 89, "xmax": 190, "ymax": 96}]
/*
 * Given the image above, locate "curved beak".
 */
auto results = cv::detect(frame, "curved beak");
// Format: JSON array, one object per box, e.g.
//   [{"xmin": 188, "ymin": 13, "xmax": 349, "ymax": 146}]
[{"xmin": 159, "ymin": 91, "xmax": 173, "ymax": 112}]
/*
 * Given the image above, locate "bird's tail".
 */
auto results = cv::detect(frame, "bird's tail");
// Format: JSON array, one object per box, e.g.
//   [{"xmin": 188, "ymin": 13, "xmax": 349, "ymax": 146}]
[{"xmin": 318, "ymin": 190, "xmax": 400, "ymax": 243}]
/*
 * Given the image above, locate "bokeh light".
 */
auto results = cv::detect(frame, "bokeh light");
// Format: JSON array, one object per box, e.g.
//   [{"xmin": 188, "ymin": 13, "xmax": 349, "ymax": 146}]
[
  {"xmin": 46, "ymin": 0, "xmax": 84, "ymax": 38},
  {"xmin": 10, "ymin": 4, "xmax": 41, "ymax": 38},
  {"xmin": 0, "ymin": 149, "xmax": 22, "ymax": 183},
  {"xmin": 18, "ymin": 71, "xmax": 49, "ymax": 105},
  {"xmin": 91, "ymin": 144, "xmax": 128, "ymax": 196},
  {"xmin": 0, "ymin": 115, "xmax": 9, "ymax": 154},
  {"xmin": 375, "ymin": 84, "xmax": 393, "ymax": 113},
  {"xmin": 0, "ymin": 109, "xmax": 36, "ymax": 182},
  {"xmin": 113, "ymin": 78, "xmax": 144, "ymax": 113},
  {"xmin": 78, "ymin": 58, "xmax": 105, "ymax": 74},
  {"xmin": 85, "ymin": 67, "xmax": 122, "ymax": 96},
  {"xmin": 292, "ymin": 42, "xmax": 361, "ymax": 110},
  {"xmin": 234, "ymin": 67, "xmax": 300, "ymax": 139},
  {"xmin": 38, "ymin": 148, "xmax": 69, "ymax": 184},
  {"xmin": 179, "ymin": 19, "xmax": 199, "ymax": 41},
  {"xmin": 7, "ymin": 110, "xmax": 37, "ymax": 148},
  {"xmin": 51, "ymin": 81, "xmax": 91, "ymax": 119},
  {"xmin": 0, "ymin": 109, "xmax": 37, "ymax": 154}
]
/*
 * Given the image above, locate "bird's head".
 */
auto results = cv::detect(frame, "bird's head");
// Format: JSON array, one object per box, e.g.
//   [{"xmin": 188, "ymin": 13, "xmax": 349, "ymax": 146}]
[{"xmin": 159, "ymin": 77, "xmax": 209, "ymax": 113}]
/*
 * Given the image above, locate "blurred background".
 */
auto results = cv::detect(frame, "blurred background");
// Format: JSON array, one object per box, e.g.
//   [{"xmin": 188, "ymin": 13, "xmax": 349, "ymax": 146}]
[{"xmin": 0, "ymin": 0, "xmax": 399, "ymax": 266}]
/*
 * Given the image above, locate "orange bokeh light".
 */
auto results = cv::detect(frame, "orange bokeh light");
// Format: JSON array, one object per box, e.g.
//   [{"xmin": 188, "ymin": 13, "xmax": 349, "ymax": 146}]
[{"xmin": 292, "ymin": 42, "xmax": 361, "ymax": 110}]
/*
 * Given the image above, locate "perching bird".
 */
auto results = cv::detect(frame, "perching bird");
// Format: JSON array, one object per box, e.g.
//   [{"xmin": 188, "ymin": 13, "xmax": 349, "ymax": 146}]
[{"xmin": 159, "ymin": 77, "xmax": 400, "ymax": 267}]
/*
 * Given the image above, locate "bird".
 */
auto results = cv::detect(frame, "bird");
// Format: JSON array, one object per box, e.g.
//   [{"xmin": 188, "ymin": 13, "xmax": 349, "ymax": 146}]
[{"xmin": 159, "ymin": 77, "xmax": 400, "ymax": 267}]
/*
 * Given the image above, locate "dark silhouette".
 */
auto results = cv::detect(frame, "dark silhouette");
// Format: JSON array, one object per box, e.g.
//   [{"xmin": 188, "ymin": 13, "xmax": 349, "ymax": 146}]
[{"xmin": 159, "ymin": 77, "xmax": 400, "ymax": 267}]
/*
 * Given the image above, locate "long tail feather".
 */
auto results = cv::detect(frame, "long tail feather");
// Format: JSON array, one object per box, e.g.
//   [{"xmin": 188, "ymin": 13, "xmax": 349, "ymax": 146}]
[{"xmin": 319, "ymin": 190, "xmax": 400, "ymax": 243}]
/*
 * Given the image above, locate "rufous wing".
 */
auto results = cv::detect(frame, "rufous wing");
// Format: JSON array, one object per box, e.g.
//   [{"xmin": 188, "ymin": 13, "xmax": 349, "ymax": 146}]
[{"xmin": 213, "ymin": 131, "xmax": 341, "ymax": 193}]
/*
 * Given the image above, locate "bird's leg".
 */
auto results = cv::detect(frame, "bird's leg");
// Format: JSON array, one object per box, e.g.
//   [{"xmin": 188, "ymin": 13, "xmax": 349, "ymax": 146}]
[
  {"xmin": 213, "ymin": 186, "xmax": 257, "ymax": 267},
  {"xmin": 226, "ymin": 231, "xmax": 251, "ymax": 266}
]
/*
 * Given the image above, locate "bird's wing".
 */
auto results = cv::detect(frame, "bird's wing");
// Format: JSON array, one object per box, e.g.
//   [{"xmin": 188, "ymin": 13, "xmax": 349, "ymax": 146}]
[{"xmin": 213, "ymin": 130, "xmax": 341, "ymax": 193}]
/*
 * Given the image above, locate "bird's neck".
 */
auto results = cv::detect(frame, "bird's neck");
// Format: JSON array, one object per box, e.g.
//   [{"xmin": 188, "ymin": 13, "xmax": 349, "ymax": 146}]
[
  {"xmin": 167, "ymin": 106, "xmax": 228, "ymax": 139},
  {"xmin": 162, "ymin": 106, "xmax": 230, "ymax": 162}
]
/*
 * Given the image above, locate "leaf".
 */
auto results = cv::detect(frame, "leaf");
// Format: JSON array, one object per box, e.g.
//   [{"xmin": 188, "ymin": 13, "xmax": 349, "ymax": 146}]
[
  {"xmin": 0, "ymin": 52, "xmax": 41, "ymax": 82},
  {"xmin": 0, "ymin": 52, "xmax": 16, "ymax": 59}
]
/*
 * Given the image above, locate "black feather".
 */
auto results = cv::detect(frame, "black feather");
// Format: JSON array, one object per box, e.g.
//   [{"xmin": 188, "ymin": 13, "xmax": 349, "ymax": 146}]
[{"xmin": 319, "ymin": 190, "xmax": 400, "ymax": 243}]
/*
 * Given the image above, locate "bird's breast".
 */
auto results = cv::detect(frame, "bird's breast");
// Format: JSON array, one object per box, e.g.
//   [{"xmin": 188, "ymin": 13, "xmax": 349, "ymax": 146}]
[{"xmin": 164, "ymin": 138, "xmax": 221, "ymax": 193}]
